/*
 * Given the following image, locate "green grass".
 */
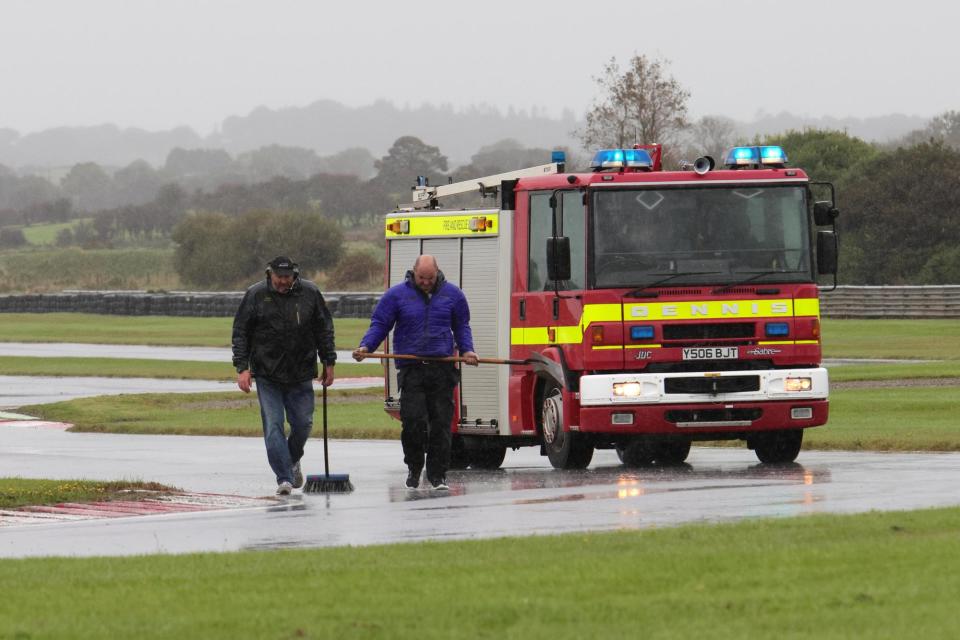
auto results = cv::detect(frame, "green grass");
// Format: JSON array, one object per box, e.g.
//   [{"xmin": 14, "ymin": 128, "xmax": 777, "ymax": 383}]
[
  {"xmin": 25, "ymin": 388, "xmax": 398, "ymax": 439},
  {"xmin": 805, "ymin": 385, "xmax": 960, "ymax": 451},
  {"xmin": 0, "ymin": 478, "xmax": 176, "ymax": 509},
  {"xmin": 822, "ymin": 318, "xmax": 960, "ymax": 360},
  {"xmin": 0, "ymin": 507, "xmax": 958, "ymax": 639},
  {"xmin": 828, "ymin": 360, "xmax": 960, "ymax": 382},
  {"xmin": 0, "ymin": 313, "xmax": 369, "ymax": 348},
  {"xmin": 0, "ymin": 355, "xmax": 381, "ymax": 380},
  {"xmin": 16, "ymin": 218, "xmax": 94, "ymax": 245}
]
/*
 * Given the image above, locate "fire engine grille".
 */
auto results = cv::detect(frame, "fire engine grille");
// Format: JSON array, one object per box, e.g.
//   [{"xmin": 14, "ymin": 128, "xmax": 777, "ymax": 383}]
[
  {"xmin": 663, "ymin": 322, "xmax": 755, "ymax": 341},
  {"xmin": 664, "ymin": 375, "xmax": 761, "ymax": 395},
  {"xmin": 665, "ymin": 408, "xmax": 762, "ymax": 424}
]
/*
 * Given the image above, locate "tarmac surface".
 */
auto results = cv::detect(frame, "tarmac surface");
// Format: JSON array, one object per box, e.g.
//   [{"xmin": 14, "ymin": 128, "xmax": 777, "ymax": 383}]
[
  {"xmin": 0, "ymin": 342, "xmax": 357, "ymax": 363},
  {"xmin": 2, "ymin": 421, "xmax": 959, "ymax": 558}
]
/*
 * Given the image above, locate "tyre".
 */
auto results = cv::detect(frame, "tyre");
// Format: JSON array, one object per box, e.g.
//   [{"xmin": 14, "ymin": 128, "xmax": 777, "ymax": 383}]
[
  {"xmin": 541, "ymin": 383, "xmax": 593, "ymax": 469},
  {"xmin": 449, "ymin": 435, "xmax": 471, "ymax": 470},
  {"xmin": 752, "ymin": 429, "xmax": 803, "ymax": 464},
  {"xmin": 470, "ymin": 446, "xmax": 507, "ymax": 470},
  {"xmin": 620, "ymin": 439, "xmax": 655, "ymax": 468},
  {"xmin": 655, "ymin": 439, "xmax": 691, "ymax": 465}
]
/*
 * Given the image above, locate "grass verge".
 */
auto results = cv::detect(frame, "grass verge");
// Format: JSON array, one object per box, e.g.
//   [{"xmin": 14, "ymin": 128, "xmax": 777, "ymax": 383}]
[
  {"xmin": 19, "ymin": 381, "xmax": 960, "ymax": 452},
  {"xmin": 822, "ymin": 318, "xmax": 960, "ymax": 360},
  {"xmin": 25, "ymin": 388, "xmax": 398, "ymax": 439},
  {"xmin": 0, "ymin": 478, "xmax": 178, "ymax": 509},
  {"xmin": 0, "ymin": 355, "xmax": 381, "ymax": 380},
  {"xmin": 0, "ymin": 507, "xmax": 957, "ymax": 639},
  {"xmin": 0, "ymin": 313, "xmax": 370, "ymax": 349}
]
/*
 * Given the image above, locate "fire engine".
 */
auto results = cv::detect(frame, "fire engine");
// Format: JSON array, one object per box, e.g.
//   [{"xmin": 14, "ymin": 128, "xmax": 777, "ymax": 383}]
[{"xmin": 378, "ymin": 144, "xmax": 839, "ymax": 469}]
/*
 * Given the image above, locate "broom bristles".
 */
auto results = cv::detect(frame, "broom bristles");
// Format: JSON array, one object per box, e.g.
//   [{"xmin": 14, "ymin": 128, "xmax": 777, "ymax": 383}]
[{"xmin": 303, "ymin": 473, "xmax": 354, "ymax": 493}]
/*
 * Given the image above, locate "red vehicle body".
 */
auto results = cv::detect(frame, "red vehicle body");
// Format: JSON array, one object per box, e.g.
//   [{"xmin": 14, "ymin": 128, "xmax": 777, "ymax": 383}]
[{"xmin": 380, "ymin": 145, "xmax": 839, "ymax": 469}]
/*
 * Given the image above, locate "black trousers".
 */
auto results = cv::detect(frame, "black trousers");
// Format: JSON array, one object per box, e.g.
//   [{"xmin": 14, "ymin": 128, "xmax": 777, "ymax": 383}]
[{"xmin": 398, "ymin": 362, "xmax": 458, "ymax": 481}]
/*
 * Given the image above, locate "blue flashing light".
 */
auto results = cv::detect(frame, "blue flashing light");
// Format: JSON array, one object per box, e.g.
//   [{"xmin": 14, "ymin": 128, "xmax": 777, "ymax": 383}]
[
  {"xmin": 723, "ymin": 145, "xmax": 789, "ymax": 168},
  {"xmin": 765, "ymin": 322, "xmax": 790, "ymax": 337},
  {"xmin": 630, "ymin": 325, "xmax": 655, "ymax": 340},
  {"xmin": 551, "ymin": 150, "xmax": 566, "ymax": 164},
  {"xmin": 759, "ymin": 145, "xmax": 788, "ymax": 165},
  {"xmin": 590, "ymin": 148, "xmax": 653, "ymax": 171}
]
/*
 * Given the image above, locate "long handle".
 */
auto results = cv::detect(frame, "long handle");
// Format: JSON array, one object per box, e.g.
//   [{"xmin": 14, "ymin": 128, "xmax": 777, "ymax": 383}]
[
  {"xmin": 359, "ymin": 351, "xmax": 527, "ymax": 366},
  {"xmin": 322, "ymin": 382, "xmax": 330, "ymax": 477}
]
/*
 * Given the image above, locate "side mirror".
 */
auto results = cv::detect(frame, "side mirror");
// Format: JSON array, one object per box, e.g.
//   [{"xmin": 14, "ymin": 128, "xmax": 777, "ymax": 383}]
[
  {"xmin": 547, "ymin": 237, "xmax": 571, "ymax": 282},
  {"xmin": 817, "ymin": 230, "xmax": 838, "ymax": 275},
  {"xmin": 813, "ymin": 201, "xmax": 839, "ymax": 226}
]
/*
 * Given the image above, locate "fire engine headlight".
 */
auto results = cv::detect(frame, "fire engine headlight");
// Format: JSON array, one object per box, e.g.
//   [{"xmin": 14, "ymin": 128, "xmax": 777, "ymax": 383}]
[
  {"xmin": 784, "ymin": 377, "xmax": 812, "ymax": 392},
  {"xmin": 612, "ymin": 382, "xmax": 642, "ymax": 397}
]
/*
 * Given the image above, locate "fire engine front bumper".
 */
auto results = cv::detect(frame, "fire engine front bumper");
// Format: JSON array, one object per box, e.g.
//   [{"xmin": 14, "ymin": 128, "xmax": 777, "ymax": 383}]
[{"xmin": 576, "ymin": 367, "xmax": 829, "ymax": 434}]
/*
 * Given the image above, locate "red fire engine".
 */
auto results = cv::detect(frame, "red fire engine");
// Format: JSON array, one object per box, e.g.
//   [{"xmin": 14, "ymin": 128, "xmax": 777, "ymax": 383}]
[{"xmin": 379, "ymin": 144, "xmax": 839, "ymax": 469}]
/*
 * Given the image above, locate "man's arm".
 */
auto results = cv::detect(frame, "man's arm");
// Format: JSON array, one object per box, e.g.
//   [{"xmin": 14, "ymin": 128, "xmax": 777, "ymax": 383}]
[
  {"xmin": 451, "ymin": 290, "xmax": 478, "ymax": 365},
  {"xmin": 355, "ymin": 290, "xmax": 398, "ymax": 357},
  {"xmin": 231, "ymin": 288, "xmax": 256, "ymax": 392}
]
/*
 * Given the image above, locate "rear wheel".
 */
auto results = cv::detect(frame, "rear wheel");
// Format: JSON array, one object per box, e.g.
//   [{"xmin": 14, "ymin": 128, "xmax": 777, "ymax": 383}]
[
  {"xmin": 620, "ymin": 440, "xmax": 655, "ymax": 468},
  {"xmin": 619, "ymin": 438, "xmax": 691, "ymax": 467},
  {"xmin": 655, "ymin": 439, "xmax": 691, "ymax": 465},
  {"xmin": 541, "ymin": 383, "xmax": 593, "ymax": 469},
  {"xmin": 752, "ymin": 429, "xmax": 803, "ymax": 463}
]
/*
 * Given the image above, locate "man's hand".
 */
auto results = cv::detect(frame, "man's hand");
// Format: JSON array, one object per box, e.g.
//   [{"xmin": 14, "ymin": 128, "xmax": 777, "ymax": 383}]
[
  {"xmin": 352, "ymin": 346, "xmax": 369, "ymax": 362},
  {"xmin": 237, "ymin": 369, "xmax": 253, "ymax": 393},
  {"xmin": 461, "ymin": 351, "xmax": 479, "ymax": 366},
  {"xmin": 320, "ymin": 364, "xmax": 335, "ymax": 387}
]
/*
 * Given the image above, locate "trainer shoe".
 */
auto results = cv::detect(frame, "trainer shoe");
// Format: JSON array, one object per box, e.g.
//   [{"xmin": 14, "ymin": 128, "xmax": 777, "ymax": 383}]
[
  {"xmin": 291, "ymin": 461, "xmax": 304, "ymax": 489},
  {"xmin": 429, "ymin": 476, "xmax": 449, "ymax": 491},
  {"xmin": 405, "ymin": 469, "xmax": 421, "ymax": 490},
  {"xmin": 276, "ymin": 481, "xmax": 293, "ymax": 496}
]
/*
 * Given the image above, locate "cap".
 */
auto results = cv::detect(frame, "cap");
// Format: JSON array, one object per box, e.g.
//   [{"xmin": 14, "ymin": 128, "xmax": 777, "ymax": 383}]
[{"xmin": 267, "ymin": 256, "xmax": 298, "ymax": 276}]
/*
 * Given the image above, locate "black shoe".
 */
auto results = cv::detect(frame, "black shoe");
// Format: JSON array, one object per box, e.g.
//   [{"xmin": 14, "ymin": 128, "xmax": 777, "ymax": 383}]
[
  {"xmin": 429, "ymin": 476, "xmax": 449, "ymax": 491},
  {"xmin": 406, "ymin": 469, "xmax": 421, "ymax": 490}
]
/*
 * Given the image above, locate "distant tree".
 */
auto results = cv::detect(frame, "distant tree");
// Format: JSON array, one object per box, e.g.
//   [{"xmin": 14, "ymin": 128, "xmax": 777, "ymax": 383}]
[
  {"xmin": 60, "ymin": 162, "xmax": 114, "ymax": 211},
  {"xmin": 761, "ymin": 129, "xmax": 878, "ymax": 185},
  {"xmin": 163, "ymin": 148, "xmax": 235, "ymax": 190},
  {"xmin": 24, "ymin": 198, "xmax": 72, "ymax": 225},
  {"xmin": 0, "ymin": 227, "xmax": 26, "ymax": 248},
  {"xmin": 682, "ymin": 116, "xmax": 740, "ymax": 164},
  {"xmin": 172, "ymin": 209, "xmax": 344, "ymax": 289},
  {"xmin": 373, "ymin": 136, "xmax": 448, "ymax": 198},
  {"xmin": 897, "ymin": 110, "xmax": 960, "ymax": 151},
  {"xmin": 578, "ymin": 54, "xmax": 691, "ymax": 155},
  {"xmin": 315, "ymin": 147, "xmax": 377, "ymax": 180},
  {"xmin": 326, "ymin": 250, "xmax": 383, "ymax": 290},
  {"xmin": 840, "ymin": 141, "xmax": 960, "ymax": 284},
  {"xmin": 453, "ymin": 139, "xmax": 558, "ymax": 177},
  {"xmin": 237, "ymin": 145, "xmax": 322, "ymax": 181},
  {"xmin": 9, "ymin": 175, "xmax": 59, "ymax": 213},
  {"xmin": 113, "ymin": 159, "xmax": 164, "ymax": 206}
]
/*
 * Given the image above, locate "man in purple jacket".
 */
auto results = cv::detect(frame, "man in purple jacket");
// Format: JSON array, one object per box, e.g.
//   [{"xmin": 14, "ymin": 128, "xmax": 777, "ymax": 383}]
[{"xmin": 353, "ymin": 255, "xmax": 478, "ymax": 490}]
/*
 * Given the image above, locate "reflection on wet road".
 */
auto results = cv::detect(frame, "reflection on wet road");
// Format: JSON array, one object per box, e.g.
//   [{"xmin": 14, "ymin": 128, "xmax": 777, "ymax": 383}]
[{"xmin": 2, "ymin": 424, "xmax": 958, "ymax": 558}]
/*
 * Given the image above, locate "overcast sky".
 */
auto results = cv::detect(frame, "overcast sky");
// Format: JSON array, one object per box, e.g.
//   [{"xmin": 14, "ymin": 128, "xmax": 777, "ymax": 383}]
[{"xmin": 2, "ymin": 0, "xmax": 957, "ymax": 135}]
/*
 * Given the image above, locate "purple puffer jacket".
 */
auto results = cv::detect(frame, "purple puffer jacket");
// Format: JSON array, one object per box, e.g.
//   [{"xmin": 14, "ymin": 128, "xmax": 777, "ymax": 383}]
[{"xmin": 359, "ymin": 270, "xmax": 474, "ymax": 367}]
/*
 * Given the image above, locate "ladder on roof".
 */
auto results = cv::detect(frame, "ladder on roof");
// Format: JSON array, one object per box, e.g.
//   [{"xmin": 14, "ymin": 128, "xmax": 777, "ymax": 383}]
[{"xmin": 405, "ymin": 161, "xmax": 564, "ymax": 209}]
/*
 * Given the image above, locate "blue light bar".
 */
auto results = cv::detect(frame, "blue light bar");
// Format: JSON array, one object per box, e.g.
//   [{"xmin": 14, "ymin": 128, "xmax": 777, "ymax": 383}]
[
  {"xmin": 551, "ymin": 150, "xmax": 566, "ymax": 164},
  {"xmin": 723, "ymin": 145, "xmax": 789, "ymax": 168},
  {"xmin": 759, "ymin": 145, "xmax": 788, "ymax": 165},
  {"xmin": 765, "ymin": 322, "xmax": 790, "ymax": 337},
  {"xmin": 630, "ymin": 325, "xmax": 655, "ymax": 340},
  {"xmin": 590, "ymin": 148, "xmax": 653, "ymax": 170}
]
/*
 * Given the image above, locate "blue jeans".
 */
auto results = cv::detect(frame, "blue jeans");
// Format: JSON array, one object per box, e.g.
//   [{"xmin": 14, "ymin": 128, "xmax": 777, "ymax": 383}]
[{"xmin": 256, "ymin": 378, "xmax": 315, "ymax": 485}]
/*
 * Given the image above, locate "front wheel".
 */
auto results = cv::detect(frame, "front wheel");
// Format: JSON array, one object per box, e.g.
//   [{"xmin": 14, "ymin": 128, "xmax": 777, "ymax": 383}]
[
  {"xmin": 751, "ymin": 429, "xmax": 803, "ymax": 464},
  {"xmin": 541, "ymin": 384, "xmax": 593, "ymax": 469},
  {"xmin": 470, "ymin": 446, "xmax": 507, "ymax": 470}
]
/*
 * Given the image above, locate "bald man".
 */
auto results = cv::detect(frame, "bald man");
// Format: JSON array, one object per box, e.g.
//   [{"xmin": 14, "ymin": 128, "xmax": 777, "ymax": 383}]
[{"xmin": 354, "ymin": 255, "xmax": 478, "ymax": 490}]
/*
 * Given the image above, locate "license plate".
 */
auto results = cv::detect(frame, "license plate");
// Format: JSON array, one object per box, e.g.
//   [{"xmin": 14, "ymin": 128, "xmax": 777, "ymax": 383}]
[{"xmin": 682, "ymin": 347, "xmax": 739, "ymax": 360}]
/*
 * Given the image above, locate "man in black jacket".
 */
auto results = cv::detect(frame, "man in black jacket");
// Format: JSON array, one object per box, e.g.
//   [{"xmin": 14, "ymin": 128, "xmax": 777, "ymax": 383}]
[{"xmin": 232, "ymin": 256, "xmax": 336, "ymax": 495}]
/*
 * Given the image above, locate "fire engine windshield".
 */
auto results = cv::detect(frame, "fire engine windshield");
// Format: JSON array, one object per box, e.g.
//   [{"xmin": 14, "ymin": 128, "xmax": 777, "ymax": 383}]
[{"xmin": 591, "ymin": 186, "xmax": 811, "ymax": 289}]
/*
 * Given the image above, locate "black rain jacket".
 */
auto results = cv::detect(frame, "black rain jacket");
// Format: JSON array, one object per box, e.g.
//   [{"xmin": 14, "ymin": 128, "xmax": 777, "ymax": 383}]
[{"xmin": 231, "ymin": 276, "xmax": 336, "ymax": 384}]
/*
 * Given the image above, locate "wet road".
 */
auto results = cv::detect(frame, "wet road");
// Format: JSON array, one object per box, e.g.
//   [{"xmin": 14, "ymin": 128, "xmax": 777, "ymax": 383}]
[{"xmin": 2, "ymin": 424, "xmax": 959, "ymax": 558}]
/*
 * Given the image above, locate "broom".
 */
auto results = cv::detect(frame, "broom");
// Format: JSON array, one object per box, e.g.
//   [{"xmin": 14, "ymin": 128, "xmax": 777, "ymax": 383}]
[{"xmin": 303, "ymin": 382, "xmax": 354, "ymax": 493}]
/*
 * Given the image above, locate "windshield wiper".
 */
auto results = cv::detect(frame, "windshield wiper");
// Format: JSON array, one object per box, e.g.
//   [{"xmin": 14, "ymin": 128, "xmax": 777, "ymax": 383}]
[
  {"xmin": 625, "ymin": 271, "xmax": 723, "ymax": 298},
  {"xmin": 712, "ymin": 270, "xmax": 784, "ymax": 294}
]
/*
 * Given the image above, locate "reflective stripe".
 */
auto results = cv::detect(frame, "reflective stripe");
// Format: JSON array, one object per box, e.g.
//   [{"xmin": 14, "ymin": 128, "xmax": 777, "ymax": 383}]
[
  {"xmin": 385, "ymin": 212, "xmax": 500, "ymax": 238},
  {"xmin": 510, "ymin": 298, "xmax": 821, "ymax": 346}
]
